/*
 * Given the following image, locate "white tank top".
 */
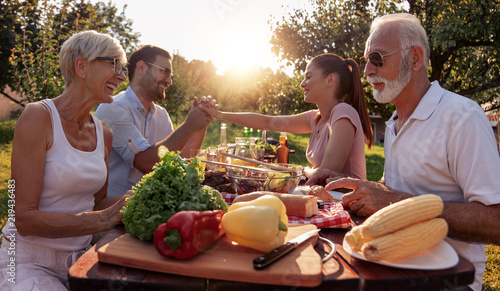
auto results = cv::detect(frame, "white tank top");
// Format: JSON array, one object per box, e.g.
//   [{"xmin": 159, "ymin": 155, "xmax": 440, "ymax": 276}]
[{"xmin": 15, "ymin": 99, "xmax": 107, "ymax": 251}]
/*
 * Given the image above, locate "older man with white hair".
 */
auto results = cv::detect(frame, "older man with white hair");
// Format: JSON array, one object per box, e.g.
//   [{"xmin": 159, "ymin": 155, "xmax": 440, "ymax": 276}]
[{"xmin": 322, "ymin": 13, "xmax": 500, "ymax": 291}]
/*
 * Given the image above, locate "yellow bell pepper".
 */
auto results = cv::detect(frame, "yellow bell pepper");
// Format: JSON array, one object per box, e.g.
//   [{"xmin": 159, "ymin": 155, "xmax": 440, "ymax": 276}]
[
  {"xmin": 227, "ymin": 195, "xmax": 288, "ymax": 226},
  {"xmin": 221, "ymin": 195, "xmax": 288, "ymax": 253}
]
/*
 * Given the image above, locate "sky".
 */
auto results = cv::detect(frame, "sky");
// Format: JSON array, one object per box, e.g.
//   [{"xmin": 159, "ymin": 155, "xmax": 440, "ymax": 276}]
[{"xmin": 90, "ymin": 0, "xmax": 314, "ymax": 75}]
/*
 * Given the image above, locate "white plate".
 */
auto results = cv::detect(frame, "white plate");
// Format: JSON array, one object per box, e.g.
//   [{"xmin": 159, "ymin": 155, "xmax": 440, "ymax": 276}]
[
  {"xmin": 327, "ymin": 190, "xmax": 344, "ymax": 201},
  {"xmin": 342, "ymin": 238, "xmax": 459, "ymax": 270},
  {"xmin": 293, "ymin": 186, "xmax": 344, "ymax": 201}
]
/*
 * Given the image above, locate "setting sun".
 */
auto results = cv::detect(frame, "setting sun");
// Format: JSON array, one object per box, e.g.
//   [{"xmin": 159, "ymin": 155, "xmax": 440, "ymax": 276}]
[
  {"xmin": 196, "ymin": 5, "xmax": 283, "ymax": 75},
  {"xmin": 209, "ymin": 29, "xmax": 273, "ymax": 75},
  {"xmin": 92, "ymin": 0, "xmax": 313, "ymax": 76}
]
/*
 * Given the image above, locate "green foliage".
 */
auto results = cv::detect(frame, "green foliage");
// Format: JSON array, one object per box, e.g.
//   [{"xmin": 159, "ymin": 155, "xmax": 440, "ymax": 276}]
[
  {"xmin": 257, "ymin": 71, "xmax": 316, "ymax": 115},
  {"xmin": 365, "ymin": 143, "xmax": 385, "ymax": 182},
  {"xmin": 9, "ymin": 0, "xmax": 65, "ymax": 103},
  {"xmin": 160, "ymin": 55, "xmax": 219, "ymax": 124},
  {"xmin": 216, "ymin": 66, "xmax": 269, "ymax": 112},
  {"xmin": 0, "ymin": 143, "xmax": 12, "ymax": 233},
  {"xmin": 409, "ymin": 0, "xmax": 500, "ymax": 106},
  {"xmin": 0, "ymin": 0, "xmax": 22, "ymax": 92},
  {"xmin": 3, "ymin": 0, "xmax": 140, "ymax": 104},
  {"xmin": 286, "ymin": 133, "xmax": 311, "ymax": 167},
  {"xmin": 253, "ymin": 141, "xmax": 277, "ymax": 155},
  {"xmin": 269, "ymin": 0, "xmax": 500, "ymax": 117},
  {"xmin": 0, "ymin": 119, "xmax": 15, "ymax": 145},
  {"xmin": 484, "ymin": 244, "xmax": 500, "ymax": 291},
  {"xmin": 91, "ymin": 1, "xmax": 140, "ymax": 56},
  {"xmin": 269, "ymin": 0, "xmax": 374, "ymax": 72}
]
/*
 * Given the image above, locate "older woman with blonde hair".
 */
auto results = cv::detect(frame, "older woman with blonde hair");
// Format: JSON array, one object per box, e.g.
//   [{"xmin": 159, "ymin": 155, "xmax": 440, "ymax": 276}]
[{"xmin": 0, "ymin": 30, "xmax": 130, "ymax": 290}]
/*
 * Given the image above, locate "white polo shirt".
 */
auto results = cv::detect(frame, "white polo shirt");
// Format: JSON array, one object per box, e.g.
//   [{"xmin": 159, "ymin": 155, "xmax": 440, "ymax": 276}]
[
  {"xmin": 95, "ymin": 87, "xmax": 174, "ymax": 196},
  {"xmin": 384, "ymin": 82, "xmax": 500, "ymax": 291}
]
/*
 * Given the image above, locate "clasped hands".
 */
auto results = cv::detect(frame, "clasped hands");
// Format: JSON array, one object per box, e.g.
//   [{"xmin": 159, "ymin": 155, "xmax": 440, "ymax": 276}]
[
  {"xmin": 196, "ymin": 96, "xmax": 221, "ymax": 120},
  {"xmin": 185, "ymin": 96, "xmax": 219, "ymax": 129}
]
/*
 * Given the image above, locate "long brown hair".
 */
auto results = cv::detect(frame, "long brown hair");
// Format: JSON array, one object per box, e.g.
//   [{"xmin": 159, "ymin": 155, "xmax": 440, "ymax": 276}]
[{"xmin": 310, "ymin": 53, "xmax": 374, "ymax": 149}]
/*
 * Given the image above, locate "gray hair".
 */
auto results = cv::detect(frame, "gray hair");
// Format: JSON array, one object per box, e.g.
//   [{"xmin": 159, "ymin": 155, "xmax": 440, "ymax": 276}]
[
  {"xmin": 59, "ymin": 30, "xmax": 126, "ymax": 86},
  {"xmin": 370, "ymin": 13, "xmax": 430, "ymax": 68}
]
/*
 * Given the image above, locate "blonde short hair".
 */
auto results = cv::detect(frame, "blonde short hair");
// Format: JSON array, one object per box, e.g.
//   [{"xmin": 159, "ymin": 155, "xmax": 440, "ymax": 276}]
[
  {"xmin": 370, "ymin": 13, "xmax": 430, "ymax": 68},
  {"xmin": 59, "ymin": 30, "xmax": 126, "ymax": 86}
]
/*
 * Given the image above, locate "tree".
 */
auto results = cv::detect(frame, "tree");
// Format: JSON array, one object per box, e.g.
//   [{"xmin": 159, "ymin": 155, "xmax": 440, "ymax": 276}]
[
  {"xmin": 217, "ymin": 67, "xmax": 265, "ymax": 112},
  {"xmin": 160, "ymin": 55, "xmax": 219, "ymax": 124},
  {"xmin": 0, "ymin": 0, "xmax": 23, "ymax": 104},
  {"xmin": 8, "ymin": 0, "xmax": 64, "ymax": 104},
  {"xmin": 269, "ymin": 0, "xmax": 500, "ymax": 117},
  {"xmin": 161, "ymin": 54, "xmax": 196, "ymax": 124},
  {"xmin": 270, "ymin": 0, "xmax": 372, "ymax": 73},
  {"xmin": 410, "ymin": 0, "xmax": 500, "ymax": 110},
  {"xmin": 256, "ymin": 69, "xmax": 315, "ymax": 115},
  {"xmin": 2, "ymin": 0, "xmax": 140, "ymax": 105}
]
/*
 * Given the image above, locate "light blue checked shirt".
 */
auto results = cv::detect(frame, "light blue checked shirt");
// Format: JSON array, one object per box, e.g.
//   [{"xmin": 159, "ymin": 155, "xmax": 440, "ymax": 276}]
[{"xmin": 95, "ymin": 87, "xmax": 174, "ymax": 196}]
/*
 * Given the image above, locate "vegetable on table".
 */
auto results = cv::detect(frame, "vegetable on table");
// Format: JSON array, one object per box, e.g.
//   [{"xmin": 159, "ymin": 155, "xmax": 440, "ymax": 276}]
[
  {"xmin": 345, "ymin": 194, "xmax": 444, "ymax": 251},
  {"xmin": 345, "ymin": 194, "xmax": 448, "ymax": 261},
  {"xmin": 263, "ymin": 172, "xmax": 291, "ymax": 192},
  {"xmin": 122, "ymin": 147, "xmax": 228, "ymax": 241},
  {"xmin": 222, "ymin": 195, "xmax": 288, "ymax": 253},
  {"xmin": 154, "ymin": 210, "xmax": 225, "ymax": 260},
  {"xmin": 362, "ymin": 218, "xmax": 448, "ymax": 261}
]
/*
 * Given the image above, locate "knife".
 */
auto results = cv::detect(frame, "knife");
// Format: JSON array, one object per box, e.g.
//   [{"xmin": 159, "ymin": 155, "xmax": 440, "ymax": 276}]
[{"xmin": 253, "ymin": 229, "xmax": 321, "ymax": 270}]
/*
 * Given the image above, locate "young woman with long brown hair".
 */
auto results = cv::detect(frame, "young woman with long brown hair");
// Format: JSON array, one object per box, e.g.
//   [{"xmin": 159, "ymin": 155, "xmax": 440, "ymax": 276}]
[{"xmin": 206, "ymin": 53, "xmax": 373, "ymax": 180}]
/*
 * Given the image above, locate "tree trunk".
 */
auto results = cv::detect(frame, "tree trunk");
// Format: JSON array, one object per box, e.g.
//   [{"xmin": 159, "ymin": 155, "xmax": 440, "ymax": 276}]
[{"xmin": 0, "ymin": 89, "xmax": 24, "ymax": 107}]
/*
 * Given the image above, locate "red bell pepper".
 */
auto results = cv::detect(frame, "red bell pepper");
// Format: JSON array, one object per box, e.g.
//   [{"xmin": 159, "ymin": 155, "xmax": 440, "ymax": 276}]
[{"xmin": 153, "ymin": 210, "xmax": 225, "ymax": 260}]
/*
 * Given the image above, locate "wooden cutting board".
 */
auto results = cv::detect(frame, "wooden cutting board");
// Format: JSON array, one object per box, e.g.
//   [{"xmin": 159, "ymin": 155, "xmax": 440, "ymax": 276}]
[{"xmin": 98, "ymin": 224, "xmax": 322, "ymax": 287}]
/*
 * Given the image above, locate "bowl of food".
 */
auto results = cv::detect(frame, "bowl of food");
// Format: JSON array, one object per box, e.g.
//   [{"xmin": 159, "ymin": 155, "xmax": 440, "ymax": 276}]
[{"xmin": 226, "ymin": 164, "xmax": 304, "ymax": 195}]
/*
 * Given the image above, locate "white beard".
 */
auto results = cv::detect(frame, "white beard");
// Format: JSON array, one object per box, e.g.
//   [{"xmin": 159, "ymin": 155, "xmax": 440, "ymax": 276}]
[{"xmin": 368, "ymin": 55, "xmax": 412, "ymax": 104}]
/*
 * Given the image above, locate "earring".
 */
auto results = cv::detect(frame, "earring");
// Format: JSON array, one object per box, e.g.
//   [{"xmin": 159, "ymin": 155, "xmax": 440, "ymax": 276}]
[{"xmin": 83, "ymin": 74, "xmax": 86, "ymax": 79}]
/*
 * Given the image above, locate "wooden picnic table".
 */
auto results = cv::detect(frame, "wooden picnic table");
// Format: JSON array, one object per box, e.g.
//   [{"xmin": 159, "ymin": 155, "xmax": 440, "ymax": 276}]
[{"xmin": 68, "ymin": 219, "xmax": 475, "ymax": 291}]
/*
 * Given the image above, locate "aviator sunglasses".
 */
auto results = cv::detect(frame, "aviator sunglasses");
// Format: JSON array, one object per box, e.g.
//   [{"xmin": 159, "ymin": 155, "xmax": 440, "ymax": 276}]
[
  {"xmin": 359, "ymin": 48, "xmax": 411, "ymax": 68},
  {"xmin": 95, "ymin": 57, "xmax": 128, "ymax": 76}
]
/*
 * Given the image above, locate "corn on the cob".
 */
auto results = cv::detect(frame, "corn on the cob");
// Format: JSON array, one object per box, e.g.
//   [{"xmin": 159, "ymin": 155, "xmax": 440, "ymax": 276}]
[
  {"xmin": 361, "ymin": 218, "xmax": 448, "ymax": 261},
  {"xmin": 345, "ymin": 194, "xmax": 443, "ymax": 251}
]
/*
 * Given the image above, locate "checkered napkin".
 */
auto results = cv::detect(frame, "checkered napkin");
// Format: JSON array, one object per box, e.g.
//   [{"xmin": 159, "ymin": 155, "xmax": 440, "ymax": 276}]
[{"xmin": 220, "ymin": 193, "xmax": 352, "ymax": 229}]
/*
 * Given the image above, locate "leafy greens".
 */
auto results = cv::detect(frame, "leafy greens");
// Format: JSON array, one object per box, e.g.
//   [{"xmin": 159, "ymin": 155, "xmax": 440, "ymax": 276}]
[{"xmin": 121, "ymin": 148, "xmax": 228, "ymax": 241}]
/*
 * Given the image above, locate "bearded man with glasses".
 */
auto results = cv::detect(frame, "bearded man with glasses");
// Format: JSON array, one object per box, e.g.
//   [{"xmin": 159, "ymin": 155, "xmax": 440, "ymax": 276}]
[
  {"xmin": 317, "ymin": 13, "xmax": 500, "ymax": 291},
  {"xmin": 95, "ymin": 45, "xmax": 216, "ymax": 197}
]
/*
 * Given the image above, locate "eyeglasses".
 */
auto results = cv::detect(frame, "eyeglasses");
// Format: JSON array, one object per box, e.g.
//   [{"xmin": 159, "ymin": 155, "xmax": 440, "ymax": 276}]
[
  {"xmin": 95, "ymin": 57, "xmax": 128, "ymax": 76},
  {"xmin": 360, "ymin": 48, "xmax": 411, "ymax": 68},
  {"xmin": 146, "ymin": 62, "xmax": 172, "ymax": 79}
]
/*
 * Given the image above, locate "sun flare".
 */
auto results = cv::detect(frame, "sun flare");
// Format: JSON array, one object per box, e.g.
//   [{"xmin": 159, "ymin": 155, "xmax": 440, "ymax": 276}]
[{"xmin": 208, "ymin": 26, "xmax": 277, "ymax": 75}]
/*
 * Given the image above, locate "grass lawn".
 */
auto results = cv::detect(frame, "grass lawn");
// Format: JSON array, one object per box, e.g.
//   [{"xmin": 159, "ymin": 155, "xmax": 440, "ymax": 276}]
[{"xmin": 0, "ymin": 117, "xmax": 498, "ymax": 290}]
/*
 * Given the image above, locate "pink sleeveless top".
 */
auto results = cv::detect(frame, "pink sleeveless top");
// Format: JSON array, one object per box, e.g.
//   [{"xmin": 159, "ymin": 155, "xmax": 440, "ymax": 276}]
[{"xmin": 305, "ymin": 103, "xmax": 367, "ymax": 179}]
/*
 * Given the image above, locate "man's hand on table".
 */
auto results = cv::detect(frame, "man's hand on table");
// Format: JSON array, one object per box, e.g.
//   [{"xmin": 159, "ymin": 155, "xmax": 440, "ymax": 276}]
[{"xmin": 326, "ymin": 178, "xmax": 413, "ymax": 217}]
